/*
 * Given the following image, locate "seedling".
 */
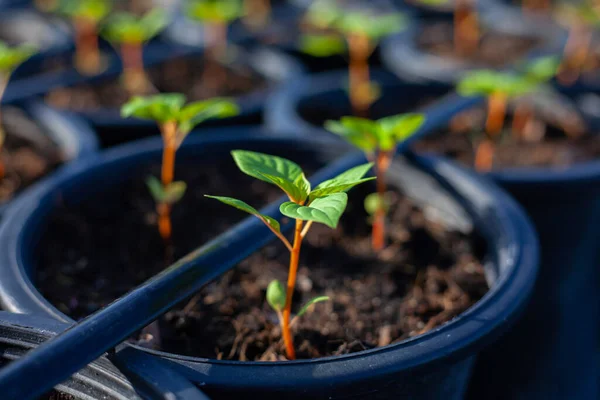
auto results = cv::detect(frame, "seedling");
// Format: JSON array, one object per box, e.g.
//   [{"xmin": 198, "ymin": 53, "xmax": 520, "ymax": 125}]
[
  {"xmin": 325, "ymin": 113, "xmax": 426, "ymax": 251},
  {"xmin": 121, "ymin": 94, "xmax": 239, "ymax": 241},
  {"xmin": 304, "ymin": 1, "xmax": 407, "ymax": 116},
  {"xmin": 102, "ymin": 9, "xmax": 169, "ymax": 95},
  {"xmin": 555, "ymin": 1, "xmax": 600, "ymax": 85},
  {"xmin": 0, "ymin": 42, "xmax": 37, "ymax": 179},
  {"xmin": 206, "ymin": 151, "xmax": 373, "ymax": 359},
  {"xmin": 56, "ymin": 0, "xmax": 112, "ymax": 75},
  {"xmin": 457, "ymin": 62, "xmax": 562, "ymax": 171},
  {"xmin": 454, "ymin": 0, "xmax": 479, "ymax": 56}
]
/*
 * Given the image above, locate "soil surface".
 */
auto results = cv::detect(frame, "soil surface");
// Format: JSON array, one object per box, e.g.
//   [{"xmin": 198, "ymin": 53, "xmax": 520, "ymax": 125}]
[
  {"xmin": 45, "ymin": 54, "xmax": 267, "ymax": 112},
  {"xmin": 413, "ymin": 107, "xmax": 600, "ymax": 168},
  {"xmin": 0, "ymin": 107, "xmax": 63, "ymax": 204},
  {"xmin": 35, "ymin": 164, "xmax": 487, "ymax": 361},
  {"xmin": 417, "ymin": 22, "xmax": 541, "ymax": 68}
]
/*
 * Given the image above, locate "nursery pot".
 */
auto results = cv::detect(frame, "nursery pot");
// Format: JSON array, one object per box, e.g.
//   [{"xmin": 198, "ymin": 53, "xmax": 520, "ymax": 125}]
[
  {"xmin": 0, "ymin": 129, "xmax": 538, "ymax": 399},
  {"xmin": 265, "ymin": 68, "xmax": 454, "ymax": 139},
  {"xmin": 0, "ymin": 311, "xmax": 210, "ymax": 399},
  {"xmin": 0, "ymin": 100, "xmax": 98, "ymax": 215},
  {"xmin": 380, "ymin": 6, "xmax": 564, "ymax": 84}
]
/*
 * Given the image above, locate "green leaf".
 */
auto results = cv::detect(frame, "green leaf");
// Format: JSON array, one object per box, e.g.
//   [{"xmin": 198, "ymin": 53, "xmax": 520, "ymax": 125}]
[
  {"xmin": 364, "ymin": 192, "xmax": 393, "ymax": 216},
  {"xmin": 378, "ymin": 113, "xmax": 426, "ymax": 149},
  {"xmin": 231, "ymin": 150, "xmax": 307, "ymax": 202},
  {"xmin": 296, "ymin": 296, "xmax": 330, "ymax": 317},
  {"xmin": 185, "ymin": 0, "xmax": 245, "ymax": 23},
  {"xmin": 178, "ymin": 99, "xmax": 239, "ymax": 134},
  {"xmin": 121, "ymin": 93, "xmax": 186, "ymax": 122},
  {"xmin": 335, "ymin": 12, "xmax": 407, "ymax": 40},
  {"xmin": 146, "ymin": 175, "xmax": 165, "ymax": 203},
  {"xmin": 280, "ymin": 193, "xmax": 348, "ymax": 228},
  {"xmin": 58, "ymin": 0, "xmax": 111, "ymax": 21},
  {"xmin": 204, "ymin": 195, "xmax": 281, "ymax": 233},
  {"xmin": 298, "ymin": 34, "xmax": 346, "ymax": 57},
  {"xmin": 163, "ymin": 181, "xmax": 187, "ymax": 205},
  {"xmin": 266, "ymin": 280, "xmax": 286, "ymax": 311},
  {"xmin": 103, "ymin": 9, "xmax": 168, "ymax": 44},
  {"xmin": 324, "ymin": 117, "xmax": 379, "ymax": 152},
  {"xmin": 0, "ymin": 42, "xmax": 37, "ymax": 74},
  {"xmin": 309, "ymin": 163, "xmax": 374, "ymax": 201},
  {"xmin": 524, "ymin": 56, "xmax": 560, "ymax": 83}
]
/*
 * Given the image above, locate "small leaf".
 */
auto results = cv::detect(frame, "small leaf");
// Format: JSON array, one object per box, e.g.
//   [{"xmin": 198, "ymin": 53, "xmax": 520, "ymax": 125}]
[
  {"xmin": 0, "ymin": 42, "xmax": 37, "ymax": 74},
  {"xmin": 310, "ymin": 163, "xmax": 374, "ymax": 201},
  {"xmin": 298, "ymin": 34, "xmax": 346, "ymax": 57},
  {"xmin": 163, "ymin": 181, "xmax": 187, "ymax": 205},
  {"xmin": 185, "ymin": 0, "xmax": 245, "ymax": 23},
  {"xmin": 524, "ymin": 56, "xmax": 560, "ymax": 83},
  {"xmin": 293, "ymin": 173, "xmax": 311, "ymax": 203},
  {"xmin": 121, "ymin": 93, "xmax": 185, "ymax": 122},
  {"xmin": 378, "ymin": 113, "xmax": 426, "ymax": 149},
  {"xmin": 146, "ymin": 175, "xmax": 165, "ymax": 203},
  {"xmin": 266, "ymin": 280, "xmax": 286, "ymax": 311},
  {"xmin": 364, "ymin": 192, "xmax": 393, "ymax": 216},
  {"xmin": 103, "ymin": 9, "xmax": 168, "ymax": 44},
  {"xmin": 58, "ymin": 0, "xmax": 112, "ymax": 22},
  {"xmin": 178, "ymin": 99, "xmax": 239, "ymax": 134},
  {"xmin": 231, "ymin": 150, "xmax": 306, "ymax": 202},
  {"xmin": 280, "ymin": 193, "xmax": 348, "ymax": 228},
  {"xmin": 296, "ymin": 296, "xmax": 330, "ymax": 318},
  {"xmin": 324, "ymin": 117, "xmax": 379, "ymax": 152},
  {"xmin": 204, "ymin": 195, "xmax": 281, "ymax": 233}
]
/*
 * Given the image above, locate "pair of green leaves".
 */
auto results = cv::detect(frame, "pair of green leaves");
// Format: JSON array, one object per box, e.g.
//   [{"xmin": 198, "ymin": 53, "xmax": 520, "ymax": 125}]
[
  {"xmin": 0, "ymin": 41, "xmax": 38, "ymax": 76},
  {"xmin": 298, "ymin": 34, "xmax": 346, "ymax": 58},
  {"xmin": 206, "ymin": 150, "xmax": 374, "ymax": 231},
  {"xmin": 146, "ymin": 176, "xmax": 187, "ymax": 205},
  {"xmin": 185, "ymin": 0, "xmax": 245, "ymax": 23},
  {"xmin": 121, "ymin": 94, "xmax": 239, "ymax": 137},
  {"xmin": 325, "ymin": 113, "xmax": 426, "ymax": 152},
  {"xmin": 103, "ymin": 9, "xmax": 168, "ymax": 45},
  {"xmin": 266, "ymin": 280, "xmax": 329, "ymax": 318},
  {"xmin": 57, "ymin": 0, "xmax": 112, "ymax": 22}
]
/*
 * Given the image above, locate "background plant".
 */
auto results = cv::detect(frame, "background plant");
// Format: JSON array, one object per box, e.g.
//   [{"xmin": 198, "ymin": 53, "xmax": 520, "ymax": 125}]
[
  {"xmin": 325, "ymin": 113, "xmax": 425, "ymax": 251},
  {"xmin": 56, "ymin": 0, "xmax": 112, "ymax": 75},
  {"xmin": 102, "ymin": 8, "xmax": 169, "ymax": 95},
  {"xmin": 207, "ymin": 151, "xmax": 373, "ymax": 359},
  {"xmin": 454, "ymin": 0, "xmax": 479, "ymax": 56},
  {"xmin": 121, "ymin": 94, "xmax": 239, "ymax": 241},
  {"xmin": 0, "ymin": 42, "xmax": 38, "ymax": 179}
]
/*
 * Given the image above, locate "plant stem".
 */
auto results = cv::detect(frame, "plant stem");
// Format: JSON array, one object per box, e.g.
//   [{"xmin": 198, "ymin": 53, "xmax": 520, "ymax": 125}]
[
  {"xmin": 244, "ymin": 0, "xmax": 271, "ymax": 29},
  {"xmin": 158, "ymin": 121, "xmax": 178, "ymax": 241},
  {"xmin": 347, "ymin": 33, "xmax": 372, "ymax": 117},
  {"xmin": 558, "ymin": 25, "xmax": 592, "ymax": 85},
  {"xmin": 454, "ymin": 0, "xmax": 479, "ymax": 56},
  {"xmin": 372, "ymin": 151, "xmax": 391, "ymax": 251},
  {"xmin": 74, "ymin": 17, "xmax": 101, "ymax": 76},
  {"xmin": 474, "ymin": 138, "xmax": 495, "ymax": 171},
  {"xmin": 121, "ymin": 42, "xmax": 148, "ymax": 96},
  {"xmin": 485, "ymin": 92, "xmax": 507, "ymax": 136},
  {"xmin": 511, "ymin": 102, "xmax": 531, "ymax": 139},
  {"xmin": 282, "ymin": 219, "xmax": 304, "ymax": 360}
]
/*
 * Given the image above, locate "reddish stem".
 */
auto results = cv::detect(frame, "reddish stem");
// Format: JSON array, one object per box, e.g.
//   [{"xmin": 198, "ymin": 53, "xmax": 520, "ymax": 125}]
[
  {"xmin": 281, "ymin": 219, "xmax": 304, "ymax": 360},
  {"xmin": 372, "ymin": 151, "xmax": 392, "ymax": 251},
  {"xmin": 347, "ymin": 33, "xmax": 372, "ymax": 117},
  {"xmin": 158, "ymin": 121, "xmax": 178, "ymax": 241},
  {"xmin": 454, "ymin": 0, "xmax": 479, "ymax": 56},
  {"xmin": 121, "ymin": 42, "xmax": 148, "ymax": 95},
  {"xmin": 74, "ymin": 17, "xmax": 101, "ymax": 76}
]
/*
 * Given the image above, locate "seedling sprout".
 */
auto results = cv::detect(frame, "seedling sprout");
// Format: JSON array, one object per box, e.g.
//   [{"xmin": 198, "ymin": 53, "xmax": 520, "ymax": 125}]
[
  {"xmin": 121, "ymin": 94, "xmax": 239, "ymax": 241},
  {"xmin": 0, "ymin": 42, "xmax": 38, "ymax": 179},
  {"xmin": 325, "ymin": 113, "xmax": 426, "ymax": 251},
  {"xmin": 206, "ymin": 150, "xmax": 373, "ymax": 359},
  {"xmin": 56, "ymin": 0, "xmax": 112, "ymax": 75},
  {"xmin": 102, "ymin": 9, "xmax": 169, "ymax": 95}
]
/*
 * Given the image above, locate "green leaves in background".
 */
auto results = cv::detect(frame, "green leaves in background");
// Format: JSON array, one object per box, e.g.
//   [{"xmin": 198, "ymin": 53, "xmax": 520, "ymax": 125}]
[
  {"xmin": 325, "ymin": 113, "xmax": 425, "ymax": 152},
  {"xmin": 457, "ymin": 70, "xmax": 538, "ymax": 99},
  {"xmin": 146, "ymin": 176, "xmax": 187, "ymax": 205},
  {"xmin": 523, "ymin": 56, "xmax": 561, "ymax": 84},
  {"xmin": 185, "ymin": 0, "xmax": 244, "ymax": 23},
  {"xmin": 204, "ymin": 195, "xmax": 282, "ymax": 233},
  {"xmin": 0, "ymin": 41, "xmax": 37, "ymax": 75},
  {"xmin": 280, "ymin": 192, "xmax": 348, "ymax": 228},
  {"xmin": 57, "ymin": 0, "xmax": 112, "ymax": 22},
  {"xmin": 298, "ymin": 34, "xmax": 346, "ymax": 57},
  {"xmin": 103, "ymin": 9, "xmax": 168, "ymax": 44}
]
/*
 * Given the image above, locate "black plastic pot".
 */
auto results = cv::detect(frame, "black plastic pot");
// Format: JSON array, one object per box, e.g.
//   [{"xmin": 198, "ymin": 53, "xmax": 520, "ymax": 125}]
[
  {"xmin": 0, "ymin": 130, "xmax": 538, "ymax": 399},
  {"xmin": 0, "ymin": 311, "xmax": 210, "ymax": 399},
  {"xmin": 0, "ymin": 100, "xmax": 99, "ymax": 215},
  {"xmin": 380, "ymin": 5, "xmax": 565, "ymax": 84},
  {"xmin": 265, "ymin": 68, "xmax": 460, "ymax": 139}
]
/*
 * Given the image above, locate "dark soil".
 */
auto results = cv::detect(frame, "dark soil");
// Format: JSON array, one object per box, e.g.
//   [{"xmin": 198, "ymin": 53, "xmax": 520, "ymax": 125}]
[
  {"xmin": 0, "ymin": 107, "xmax": 63, "ymax": 204},
  {"xmin": 35, "ymin": 162, "xmax": 487, "ymax": 361},
  {"xmin": 417, "ymin": 22, "xmax": 541, "ymax": 68},
  {"xmin": 45, "ymin": 54, "xmax": 267, "ymax": 112},
  {"xmin": 413, "ymin": 107, "xmax": 600, "ymax": 168}
]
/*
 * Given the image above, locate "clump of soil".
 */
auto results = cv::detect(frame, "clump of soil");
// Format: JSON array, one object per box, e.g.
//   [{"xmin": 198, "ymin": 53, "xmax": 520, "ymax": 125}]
[
  {"xmin": 413, "ymin": 107, "xmax": 600, "ymax": 168},
  {"xmin": 417, "ymin": 22, "xmax": 541, "ymax": 67},
  {"xmin": 45, "ymin": 54, "xmax": 267, "ymax": 112},
  {"xmin": 0, "ymin": 107, "xmax": 63, "ymax": 204}
]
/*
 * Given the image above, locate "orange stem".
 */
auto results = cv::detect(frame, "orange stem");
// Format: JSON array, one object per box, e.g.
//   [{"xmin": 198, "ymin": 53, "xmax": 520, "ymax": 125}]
[
  {"xmin": 454, "ymin": 0, "xmax": 479, "ymax": 56},
  {"xmin": 121, "ymin": 42, "xmax": 148, "ymax": 95},
  {"xmin": 511, "ymin": 102, "xmax": 531, "ymax": 139},
  {"xmin": 474, "ymin": 139, "xmax": 495, "ymax": 171},
  {"xmin": 282, "ymin": 219, "xmax": 304, "ymax": 360},
  {"xmin": 347, "ymin": 33, "xmax": 372, "ymax": 117},
  {"xmin": 558, "ymin": 25, "xmax": 592, "ymax": 86},
  {"xmin": 157, "ymin": 121, "xmax": 178, "ymax": 241},
  {"xmin": 74, "ymin": 17, "xmax": 101, "ymax": 76},
  {"xmin": 485, "ymin": 93, "xmax": 507, "ymax": 137},
  {"xmin": 372, "ymin": 151, "xmax": 391, "ymax": 251}
]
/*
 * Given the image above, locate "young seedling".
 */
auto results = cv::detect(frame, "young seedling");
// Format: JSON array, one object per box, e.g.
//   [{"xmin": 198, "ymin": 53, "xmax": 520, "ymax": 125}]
[
  {"xmin": 206, "ymin": 150, "xmax": 374, "ymax": 359},
  {"xmin": 0, "ymin": 42, "xmax": 38, "ymax": 179},
  {"xmin": 102, "ymin": 9, "xmax": 169, "ymax": 95},
  {"xmin": 457, "ymin": 64, "xmax": 562, "ymax": 171},
  {"xmin": 325, "ymin": 113, "xmax": 426, "ymax": 251},
  {"xmin": 56, "ymin": 0, "xmax": 112, "ymax": 75},
  {"xmin": 121, "ymin": 94, "xmax": 239, "ymax": 241},
  {"xmin": 555, "ymin": 1, "xmax": 600, "ymax": 85},
  {"xmin": 305, "ymin": 1, "xmax": 407, "ymax": 116},
  {"xmin": 454, "ymin": 0, "xmax": 479, "ymax": 56}
]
